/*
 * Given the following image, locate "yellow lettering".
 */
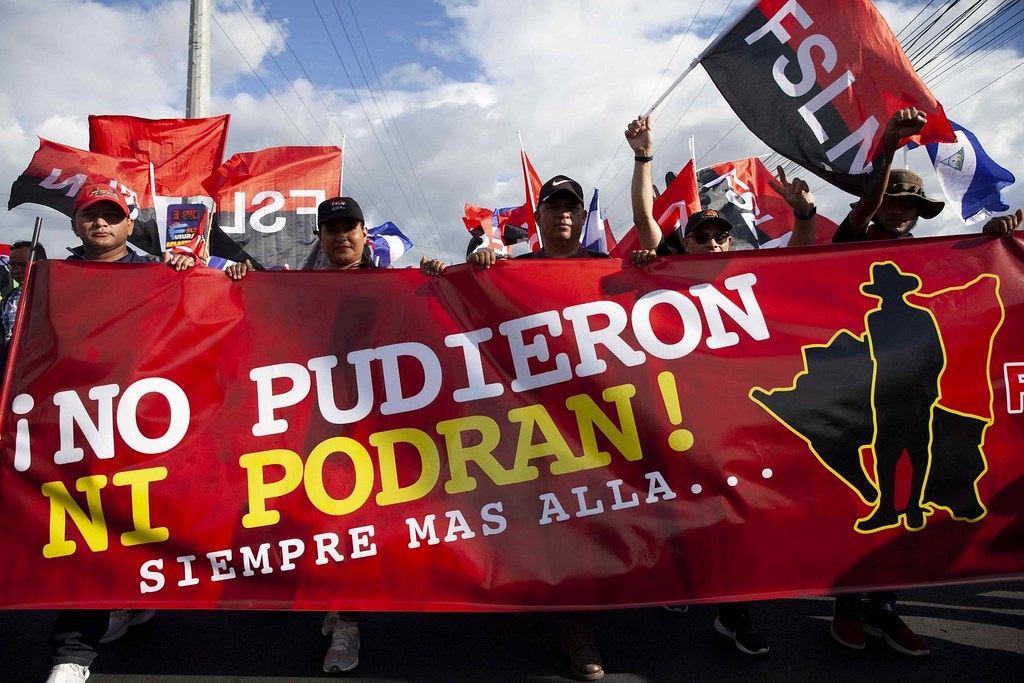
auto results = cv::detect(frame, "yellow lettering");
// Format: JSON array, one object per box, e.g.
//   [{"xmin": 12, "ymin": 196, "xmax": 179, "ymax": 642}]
[
  {"xmin": 240, "ymin": 449, "xmax": 304, "ymax": 528},
  {"xmin": 508, "ymin": 404, "xmax": 583, "ymax": 476},
  {"xmin": 112, "ymin": 467, "xmax": 170, "ymax": 546},
  {"xmin": 42, "ymin": 475, "xmax": 108, "ymax": 558},
  {"xmin": 304, "ymin": 437, "xmax": 373, "ymax": 516},
  {"xmin": 565, "ymin": 384, "xmax": 642, "ymax": 470},
  {"xmin": 372, "ymin": 428, "xmax": 440, "ymax": 506},
  {"xmin": 437, "ymin": 415, "xmax": 517, "ymax": 494}
]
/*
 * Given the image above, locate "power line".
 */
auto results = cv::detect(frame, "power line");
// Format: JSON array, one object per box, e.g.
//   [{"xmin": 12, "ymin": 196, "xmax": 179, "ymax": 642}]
[
  {"xmin": 209, "ymin": 12, "xmax": 312, "ymax": 144},
  {"xmin": 310, "ymin": 0, "xmax": 423, "ymax": 231},
  {"xmin": 331, "ymin": 0, "xmax": 443, "ymax": 248},
  {"xmin": 254, "ymin": 0, "xmax": 402, "ymax": 222}
]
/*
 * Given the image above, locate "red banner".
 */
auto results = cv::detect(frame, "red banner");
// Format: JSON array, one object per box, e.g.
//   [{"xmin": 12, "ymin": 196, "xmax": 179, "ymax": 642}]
[
  {"xmin": 203, "ymin": 145, "xmax": 341, "ymax": 270},
  {"xmin": 2, "ymin": 236, "xmax": 1022, "ymax": 610},
  {"xmin": 700, "ymin": 0, "xmax": 955, "ymax": 195},
  {"xmin": 89, "ymin": 114, "xmax": 230, "ymax": 197},
  {"xmin": 7, "ymin": 137, "xmax": 161, "ymax": 255}
]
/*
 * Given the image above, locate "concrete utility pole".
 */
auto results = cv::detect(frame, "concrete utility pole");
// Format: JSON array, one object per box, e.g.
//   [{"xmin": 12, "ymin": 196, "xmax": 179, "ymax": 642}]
[{"xmin": 185, "ymin": 0, "xmax": 211, "ymax": 118}]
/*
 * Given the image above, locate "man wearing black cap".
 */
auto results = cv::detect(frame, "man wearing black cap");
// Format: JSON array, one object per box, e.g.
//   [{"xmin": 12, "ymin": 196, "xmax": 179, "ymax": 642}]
[
  {"xmin": 517, "ymin": 175, "xmax": 608, "ymax": 259},
  {"xmin": 624, "ymin": 115, "xmax": 817, "ymax": 264},
  {"xmin": 623, "ymin": 116, "xmax": 822, "ymax": 658},
  {"xmin": 460, "ymin": 175, "xmax": 609, "ymax": 270}
]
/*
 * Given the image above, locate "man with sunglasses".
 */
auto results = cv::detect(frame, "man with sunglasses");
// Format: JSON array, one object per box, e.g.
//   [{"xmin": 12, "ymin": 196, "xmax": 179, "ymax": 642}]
[
  {"xmin": 624, "ymin": 115, "xmax": 817, "ymax": 264},
  {"xmin": 623, "ymin": 115, "xmax": 817, "ymax": 658},
  {"xmin": 678, "ymin": 210, "xmax": 735, "ymax": 253}
]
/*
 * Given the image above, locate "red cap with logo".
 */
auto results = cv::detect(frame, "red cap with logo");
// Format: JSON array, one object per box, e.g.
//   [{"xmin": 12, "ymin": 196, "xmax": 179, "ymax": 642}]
[{"xmin": 73, "ymin": 184, "xmax": 131, "ymax": 220}]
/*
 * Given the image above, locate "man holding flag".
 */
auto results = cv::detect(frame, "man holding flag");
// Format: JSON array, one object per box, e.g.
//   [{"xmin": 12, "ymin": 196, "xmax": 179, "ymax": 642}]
[
  {"xmin": 624, "ymin": 114, "xmax": 819, "ymax": 657},
  {"xmin": 834, "ymin": 108, "xmax": 1021, "ymax": 243},
  {"xmin": 827, "ymin": 108, "xmax": 1021, "ymax": 658}
]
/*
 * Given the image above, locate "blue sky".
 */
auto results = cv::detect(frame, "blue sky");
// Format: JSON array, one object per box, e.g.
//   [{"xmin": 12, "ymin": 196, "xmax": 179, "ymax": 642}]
[{"xmin": 2, "ymin": 0, "xmax": 1023, "ymax": 263}]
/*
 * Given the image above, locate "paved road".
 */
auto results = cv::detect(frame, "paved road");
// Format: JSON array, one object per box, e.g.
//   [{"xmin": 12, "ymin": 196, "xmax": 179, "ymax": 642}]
[{"xmin": 2, "ymin": 580, "xmax": 1021, "ymax": 682}]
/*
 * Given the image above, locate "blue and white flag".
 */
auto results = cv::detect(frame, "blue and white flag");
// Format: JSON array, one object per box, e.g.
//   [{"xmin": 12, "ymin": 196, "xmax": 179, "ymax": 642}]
[
  {"xmin": 926, "ymin": 121, "xmax": 1015, "ymax": 224},
  {"xmin": 581, "ymin": 188, "xmax": 607, "ymax": 253},
  {"xmin": 369, "ymin": 222, "xmax": 413, "ymax": 268}
]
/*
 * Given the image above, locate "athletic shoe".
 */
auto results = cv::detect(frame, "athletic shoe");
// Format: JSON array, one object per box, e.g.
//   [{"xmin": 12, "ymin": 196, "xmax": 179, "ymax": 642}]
[
  {"xmin": 561, "ymin": 615, "xmax": 604, "ymax": 680},
  {"xmin": 831, "ymin": 596, "xmax": 866, "ymax": 650},
  {"xmin": 864, "ymin": 608, "xmax": 930, "ymax": 656},
  {"xmin": 98, "ymin": 609, "xmax": 156, "ymax": 644},
  {"xmin": 322, "ymin": 615, "xmax": 360, "ymax": 673},
  {"xmin": 45, "ymin": 663, "xmax": 90, "ymax": 683},
  {"xmin": 830, "ymin": 614, "xmax": 866, "ymax": 650},
  {"xmin": 714, "ymin": 611, "xmax": 770, "ymax": 656}
]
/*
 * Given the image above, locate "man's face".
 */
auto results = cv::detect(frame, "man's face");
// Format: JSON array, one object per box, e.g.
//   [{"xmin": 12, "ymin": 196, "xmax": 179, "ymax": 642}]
[
  {"xmin": 319, "ymin": 218, "xmax": 367, "ymax": 268},
  {"xmin": 870, "ymin": 195, "xmax": 920, "ymax": 239},
  {"xmin": 8, "ymin": 247, "xmax": 30, "ymax": 284},
  {"xmin": 72, "ymin": 201, "xmax": 132, "ymax": 252},
  {"xmin": 536, "ymin": 194, "xmax": 586, "ymax": 246},
  {"xmin": 683, "ymin": 224, "xmax": 732, "ymax": 253}
]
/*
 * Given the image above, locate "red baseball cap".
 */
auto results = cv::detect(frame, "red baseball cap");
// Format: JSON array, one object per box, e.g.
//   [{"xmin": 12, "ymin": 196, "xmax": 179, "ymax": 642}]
[{"xmin": 73, "ymin": 183, "xmax": 131, "ymax": 220}]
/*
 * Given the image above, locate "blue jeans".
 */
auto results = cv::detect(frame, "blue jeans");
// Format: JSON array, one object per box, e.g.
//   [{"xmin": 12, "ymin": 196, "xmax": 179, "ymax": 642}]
[{"xmin": 49, "ymin": 610, "xmax": 108, "ymax": 667}]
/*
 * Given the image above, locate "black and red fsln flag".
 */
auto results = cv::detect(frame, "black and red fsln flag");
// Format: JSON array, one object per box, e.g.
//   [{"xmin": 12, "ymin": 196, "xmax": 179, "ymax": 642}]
[{"xmin": 700, "ymin": 0, "xmax": 956, "ymax": 196}]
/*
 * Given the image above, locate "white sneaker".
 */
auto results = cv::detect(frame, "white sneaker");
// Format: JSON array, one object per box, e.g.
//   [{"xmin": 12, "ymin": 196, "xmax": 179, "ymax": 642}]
[
  {"xmin": 98, "ymin": 609, "xmax": 156, "ymax": 644},
  {"xmin": 46, "ymin": 663, "xmax": 90, "ymax": 683},
  {"xmin": 322, "ymin": 613, "xmax": 360, "ymax": 673}
]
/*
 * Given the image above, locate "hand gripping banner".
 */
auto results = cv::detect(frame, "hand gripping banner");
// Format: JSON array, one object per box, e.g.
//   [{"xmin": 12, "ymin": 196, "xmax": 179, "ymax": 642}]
[{"xmin": 1, "ymin": 236, "xmax": 1022, "ymax": 610}]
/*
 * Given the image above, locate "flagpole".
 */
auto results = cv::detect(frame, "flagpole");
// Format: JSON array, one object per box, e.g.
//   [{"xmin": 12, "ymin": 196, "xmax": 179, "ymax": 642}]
[
  {"xmin": 689, "ymin": 135, "xmax": 699, "ymax": 190},
  {"xmin": 517, "ymin": 130, "xmax": 543, "ymax": 249},
  {"xmin": 644, "ymin": 0, "xmax": 759, "ymax": 117},
  {"xmin": 148, "ymin": 162, "xmax": 167, "ymax": 252},
  {"xmin": 340, "ymin": 134, "xmax": 346, "ymax": 195},
  {"xmin": 186, "ymin": 0, "xmax": 211, "ymax": 119}
]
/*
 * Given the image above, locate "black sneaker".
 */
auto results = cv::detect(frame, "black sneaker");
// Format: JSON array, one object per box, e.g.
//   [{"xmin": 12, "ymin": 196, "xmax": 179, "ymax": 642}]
[{"xmin": 714, "ymin": 610, "xmax": 770, "ymax": 656}]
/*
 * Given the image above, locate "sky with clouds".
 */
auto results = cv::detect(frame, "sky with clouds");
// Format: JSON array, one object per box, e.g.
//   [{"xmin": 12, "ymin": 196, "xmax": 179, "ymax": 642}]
[{"xmin": 1, "ymin": 0, "xmax": 1023, "ymax": 263}]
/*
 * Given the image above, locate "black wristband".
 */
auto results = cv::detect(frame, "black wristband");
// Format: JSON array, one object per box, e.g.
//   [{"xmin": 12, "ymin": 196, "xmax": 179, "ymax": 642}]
[
  {"xmin": 634, "ymin": 155, "xmax": 653, "ymax": 163},
  {"xmin": 794, "ymin": 205, "xmax": 817, "ymax": 220}
]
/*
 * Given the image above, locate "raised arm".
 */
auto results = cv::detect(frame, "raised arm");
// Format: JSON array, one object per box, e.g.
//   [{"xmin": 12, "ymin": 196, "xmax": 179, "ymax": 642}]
[
  {"xmin": 768, "ymin": 166, "xmax": 817, "ymax": 247},
  {"xmin": 624, "ymin": 116, "xmax": 662, "ymax": 251},
  {"xmin": 845, "ymin": 108, "xmax": 927, "ymax": 237}
]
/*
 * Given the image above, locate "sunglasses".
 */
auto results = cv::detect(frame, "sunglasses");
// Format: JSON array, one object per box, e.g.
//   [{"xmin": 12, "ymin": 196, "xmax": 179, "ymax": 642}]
[{"xmin": 689, "ymin": 231, "xmax": 731, "ymax": 245}]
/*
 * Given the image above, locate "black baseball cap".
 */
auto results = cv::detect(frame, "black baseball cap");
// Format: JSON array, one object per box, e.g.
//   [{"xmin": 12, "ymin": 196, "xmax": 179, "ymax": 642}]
[
  {"xmin": 684, "ymin": 209, "xmax": 732, "ymax": 235},
  {"xmin": 317, "ymin": 196, "xmax": 364, "ymax": 226},
  {"xmin": 537, "ymin": 175, "xmax": 585, "ymax": 206}
]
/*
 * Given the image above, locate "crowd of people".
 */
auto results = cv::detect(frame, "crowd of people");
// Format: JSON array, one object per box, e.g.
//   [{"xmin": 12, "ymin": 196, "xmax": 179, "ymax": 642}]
[{"xmin": 4, "ymin": 108, "xmax": 1019, "ymax": 683}]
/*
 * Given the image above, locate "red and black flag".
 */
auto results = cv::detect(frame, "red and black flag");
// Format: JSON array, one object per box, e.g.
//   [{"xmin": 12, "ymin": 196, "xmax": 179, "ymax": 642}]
[
  {"xmin": 699, "ymin": 0, "xmax": 955, "ymax": 196},
  {"xmin": 89, "ymin": 114, "xmax": 230, "ymax": 197},
  {"xmin": 202, "ymin": 145, "xmax": 342, "ymax": 269},
  {"xmin": 697, "ymin": 157, "xmax": 838, "ymax": 248},
  {"xmin": 610, "ymin": 160, "xmax": 701, "ymax": 258},
  {"xmin": 8, "ymin": 138, "xmax": 161, "ymax": 254}
]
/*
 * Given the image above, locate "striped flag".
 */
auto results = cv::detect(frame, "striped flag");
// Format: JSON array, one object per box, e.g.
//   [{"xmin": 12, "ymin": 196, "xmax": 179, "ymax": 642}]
[
  {"xmin": 581, "ymin": 188, "xmax": 608, "ymax": 253},
  {"xmin": 368, "ymin": 222, "xmax": 413, "ymax": 267},
  {"xmin": 925, "ymin": 121, "xmax": 1015, "ymax": 224}
]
